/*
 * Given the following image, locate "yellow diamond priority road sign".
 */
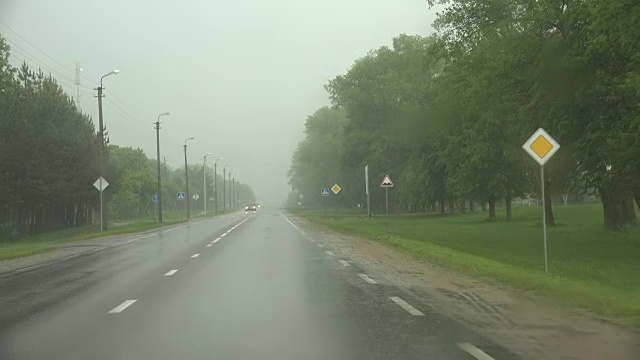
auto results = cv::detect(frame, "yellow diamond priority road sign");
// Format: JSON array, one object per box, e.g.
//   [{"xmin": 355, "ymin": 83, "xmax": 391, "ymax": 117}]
[
  {"xmin": 522, "ymin": 128, "xmax": 560, "ymax": 166},
  {"xmin": 331, "ymin": 184, "xmax": 342, "ymax": 194}
]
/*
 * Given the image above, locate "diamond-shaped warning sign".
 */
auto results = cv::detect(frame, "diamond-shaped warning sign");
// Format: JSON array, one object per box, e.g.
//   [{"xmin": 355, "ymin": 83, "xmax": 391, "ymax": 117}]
[
  {"xmin": 522, "ymin": 128, "xmax": 560, "ymax": 166},
  {"xmin": 331, "ymin": 184, "xmax": 342, "ymax": 194},
  {"xmin": 380, "ymin": 175, "xmax": 394, "ymax": 188}
]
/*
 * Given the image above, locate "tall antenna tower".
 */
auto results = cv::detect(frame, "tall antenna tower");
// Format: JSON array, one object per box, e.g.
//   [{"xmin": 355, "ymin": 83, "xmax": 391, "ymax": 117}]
[{"xmin": 74, "ymin": 62, "xmax": 83, "ymax": 106}]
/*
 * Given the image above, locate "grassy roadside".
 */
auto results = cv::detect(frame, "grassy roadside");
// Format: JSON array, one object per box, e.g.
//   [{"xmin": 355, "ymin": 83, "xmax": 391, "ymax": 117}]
[
  {"xmin": 292, "ymin": 204, "xmax": 640, "ymax": 326},
  {"xmin": 0, "ymin": 219, "xmax": 186, "ymax": 261}
]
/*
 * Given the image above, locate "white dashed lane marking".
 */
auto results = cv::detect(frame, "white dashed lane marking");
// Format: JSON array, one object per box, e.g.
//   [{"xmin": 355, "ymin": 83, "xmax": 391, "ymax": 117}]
[
  {"xmin": 108, "ymin": 300, "xmax": 137, "ymax": 314},
  {"xmin": 457, "ymin": 343, "xmax": 495, "ymax": 360},
  {"xmin": 213, "ymin": 237, "xmax": 222, "ymax": 243},
  {"xmin": 338, "ymin": 260, "xmax": 350, "ymax": 267},
  {"xmin": 191, "ymin": 254, "xmax": 200, "ymax": 258},
  {"xmin": 325, "ymin": 251, "xmax": 335, "ymax": 256},
  {"xmin": 317, "ymin": 243, "xmax": 324, "ymax": 248},
  {"xmin": 164, "ymin": 270, "xmax": 178, "ymax": 276},
  {"xmin": 358, "ymin": 273, "xmax": 376, "ymax": 284},
  {"xmin": 206, "ymin": 244, "xmax": 212, "ymax": 247},
  {"xmin": 389, "ymin": 296, "xmax": 424, "ymax": 316}
]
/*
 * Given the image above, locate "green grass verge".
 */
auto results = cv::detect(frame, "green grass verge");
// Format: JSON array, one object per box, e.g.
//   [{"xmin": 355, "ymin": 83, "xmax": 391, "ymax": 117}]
[
  {"xmin": 0, "ymin": 247, "xmax": 54, "ymax": 261},
  {"xmin": 293, "ymin": 203, "xmax": 640, "ymax": 326},
  {"xmin": 0, "ymin": 219, "xmax": 186, "ymax": 262}
]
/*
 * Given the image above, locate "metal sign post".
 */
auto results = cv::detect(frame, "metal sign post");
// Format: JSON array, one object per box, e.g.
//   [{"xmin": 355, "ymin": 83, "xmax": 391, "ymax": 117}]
[
  {"xmin": 380, "ymin": 175, "xmax": 394, "ymax": 219},
  {"xmin": 522, "ymin": 128, "xmax": 560, "ymax": 273},
  {"xmin": 93, "ymin": 177, "xmax": 109, "ymax": 232},
  {"xmin": 331, "ymin": 184, "xmax": 341, "ymax": 212}
]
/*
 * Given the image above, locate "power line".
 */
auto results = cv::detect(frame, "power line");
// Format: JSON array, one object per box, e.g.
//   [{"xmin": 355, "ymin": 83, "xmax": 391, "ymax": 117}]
[
  {"xmin": 0, "ymin": 20, "xmax": 73, "ymax": 73},
  {"xmin": 104, "ymin": 89, "xmax": 143, "ymax": 119},
  {"xmin": 5, "ymin": 39, "xmax": 76, "ymax": 83},
  {"xmin": 104, "ymin": 102, "xmax": 141, "ymax": 122}
]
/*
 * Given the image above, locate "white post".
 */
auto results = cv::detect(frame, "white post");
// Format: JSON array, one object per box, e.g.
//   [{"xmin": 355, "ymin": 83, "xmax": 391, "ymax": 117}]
[{"xmin": 203, "ymin": 162, "xmax": 207, "ymax": 216}]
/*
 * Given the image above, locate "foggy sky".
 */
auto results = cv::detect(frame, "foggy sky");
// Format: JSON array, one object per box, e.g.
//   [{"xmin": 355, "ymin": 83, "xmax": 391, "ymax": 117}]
[{"xmin": 1, "ymin": 0, "xmax": 437, "ymax": 205}]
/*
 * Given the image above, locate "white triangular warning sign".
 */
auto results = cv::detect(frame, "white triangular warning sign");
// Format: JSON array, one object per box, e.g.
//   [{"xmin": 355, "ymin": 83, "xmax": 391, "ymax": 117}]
[{"xmin": 380, "ymin": 175, "xmax": 394, "ymax": 188}]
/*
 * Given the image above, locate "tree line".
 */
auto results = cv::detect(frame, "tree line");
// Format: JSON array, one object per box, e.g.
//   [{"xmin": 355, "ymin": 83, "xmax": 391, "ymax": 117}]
[
  {"xmin": 0, "ymin": 36, "xmax": 254, "ymax": 240},
  {"xmin": 288, "ymin": 0, "xmax": 640, "ymax": 229}
]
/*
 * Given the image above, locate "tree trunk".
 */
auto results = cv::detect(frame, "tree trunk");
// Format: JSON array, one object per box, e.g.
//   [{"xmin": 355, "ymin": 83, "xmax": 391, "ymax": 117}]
[
  {"xmin": 505, "ymin": 193, "xmax": 512, "ymax": 221},
  {"xmin": 622, "ymin": 196, "xmax": 636, "ymax": 225},
  {"xmin": 469, "ymin": 201, "xmax": 475, "ymax": 212},
  {"xmin": 448, "ymin": 198, "xmax": 455, "ymax": 214},
  {"xmin": 488, "ymin": 195, "xmax": 497, "ymax": 221},
  {"xmin": 459, "ymin": 199, "xmax": 466, "ymax": 213},
  {"xmin": 633, "ymin": 188, "xmax": 640, "ymax": 211},
  {"xmin": 600, "ymin": 181, "xmax": 636, "ymax": 230},
  {"xmin": 481, "ymin": 202, "xmax": 486, "ymax": 211},
  {"xmin": 439, "ymin": 201, "xmax": 445, "ymax": 214}
]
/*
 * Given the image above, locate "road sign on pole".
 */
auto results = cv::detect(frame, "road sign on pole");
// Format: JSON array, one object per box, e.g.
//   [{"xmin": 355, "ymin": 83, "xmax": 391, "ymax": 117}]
[
  {"xmin": 177, "ymin": 192, "xmax": 185, "ymax": 200},
  {"xmin": 93, "ymin": 177, "xmax": 109, "ymax": 232},
  {"xmin": 321, "ymin": 188, "xmax": 330, "ymax": 196},
  {"xmin": 192, "ymin": 194, "xmax": 199, "ymax": 200},
  {"xmin": 152, "ymin": 194, "xmax": 159, "ymax": 203},
  {"xmin": 380, "ymin": 175, "xmax": 394, "ymax": 188},
  {"xmin": 523, "ymin": 128, "xmax": 560, "ymax": 273},
  {"xmin": 331, "ymin": 184, "xmax": 341, "ymax": 194}
]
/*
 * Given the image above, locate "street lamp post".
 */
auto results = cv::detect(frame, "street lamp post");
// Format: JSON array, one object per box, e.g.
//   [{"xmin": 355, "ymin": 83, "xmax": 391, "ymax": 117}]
[
  {"xmin": 214, "ymin": 158, "xmax": 222, "ymax": 213},
  {"xmin": 228, "ymin": 170, "xmax": 233, "ymax": 211},
  {"xmin": 223, "ymin": 164, "xmax": 231, "ymax": 211},
  {"xmin": 183, "ymin": 137, "xmax": 194, "ymax": 218},
  {"xmin": 155, "ymin": 112, "xmax": 170, "ymax": 223},
  {"xmin": 203, "ymin": 153, "xmax": 211, "ymax": 216},
  {"xmin": 96, "ymin": 69, "xmax": 119, "ymax": 231}
]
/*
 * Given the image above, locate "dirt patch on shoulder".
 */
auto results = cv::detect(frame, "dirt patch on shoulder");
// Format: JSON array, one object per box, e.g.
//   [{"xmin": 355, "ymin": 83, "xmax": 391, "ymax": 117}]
[{"xmin": 293, "ymin": 216, "xmax": 640, "ymax": 360}]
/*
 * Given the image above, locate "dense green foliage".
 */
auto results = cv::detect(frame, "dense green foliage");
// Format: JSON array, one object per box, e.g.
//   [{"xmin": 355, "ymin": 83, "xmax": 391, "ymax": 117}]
[
  {"xmin": 0, "ymin": 36, "xmax": 255, "ymax": 240},
  {"xmin": 288, "ymin": 0, "xmax": 640, "ymax": 229}
]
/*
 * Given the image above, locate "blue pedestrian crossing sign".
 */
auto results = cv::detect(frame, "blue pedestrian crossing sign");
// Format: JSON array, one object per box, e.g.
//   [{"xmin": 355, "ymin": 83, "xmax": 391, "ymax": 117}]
[
  {"xmin": 152, "ymin": 194, "xmax": 159, "ymax": 203},
  {"xmin": 177, "ymin": 192, "xmax": 185, "ymax": 200},
  {"xmin": 321, "ymin": 188, "xmax": 331, "ymax": 196}
]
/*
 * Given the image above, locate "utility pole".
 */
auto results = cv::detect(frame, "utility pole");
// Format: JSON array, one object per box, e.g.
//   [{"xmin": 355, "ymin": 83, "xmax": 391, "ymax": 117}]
[
  {"xmin": 184, "ymin": 137, "xmax": 193, "ymax": 218},
  {"xmin": 214, "ymin": 158, "xmax": 222, "ymax": 213},
  {"xmin": 155, "ymin": 112, "xmax": 170, "ymax": 223},
  {"xmin": 223, "ymin": 164, "xmax": 230, "ymax": 212},
  {"xmin": 214, "ymin": 162, "xmax": 218, "ymax": 213},
  {"xmin": 228, "ymin": 171, "xmax": 232, "ymax": 211},
  {"xmin": 97, "ymin": 83, "xmax": 105, "ymax": 230},
  {"xmin": 203, "ymin": 153, "xmax": 210, "ymax": 216},
  {"xmin": 95, "ymin": 69, "xmax": 119, "ymax": 231}
]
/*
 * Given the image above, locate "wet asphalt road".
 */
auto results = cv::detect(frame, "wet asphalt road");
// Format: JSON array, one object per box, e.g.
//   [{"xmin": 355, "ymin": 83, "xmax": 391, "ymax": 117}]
[{"xmin": 0, "ymin": 208, "xmax": 517, "ymax": 359}]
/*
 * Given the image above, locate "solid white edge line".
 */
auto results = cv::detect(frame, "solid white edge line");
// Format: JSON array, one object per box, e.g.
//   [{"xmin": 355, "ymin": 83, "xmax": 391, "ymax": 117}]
[
  {"xmin": 325, "ymin": 251, "xmax": 335, "ymax": 256},
  {"xmin": 213, "ymin": 237, "xmax": 222, "ymax": 243},
  {"xmin": 205, "ymin": 244, "xmax": 212, "ymax": 247},
  {"xmin": 389, "ymin": 296, "xmax": 425, "ymax": 316},
  {"xmin": 164, "ymin": 270, "xmax": 178, "ymax": 276},
  {"xmin": 457, "ymin": 343, "xmax": 495, "ymax": 360},
  {"xmin": 108, "ymin": 299, "xmax": 137, "ymax": 313},
  {"xmin": 338, "ymin": 260, "xmax": 350, "ymax": 267},
  {"xmin": 282, "ymin": 214, "xmax": 306, "ymax": 235},
  {"xmin": 191, "ymin": 253, "xmax": 200, "ymax": 258},
  {"xmin": 358, "ymin": 273, "xmax": 377, "ymax": 284}
]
